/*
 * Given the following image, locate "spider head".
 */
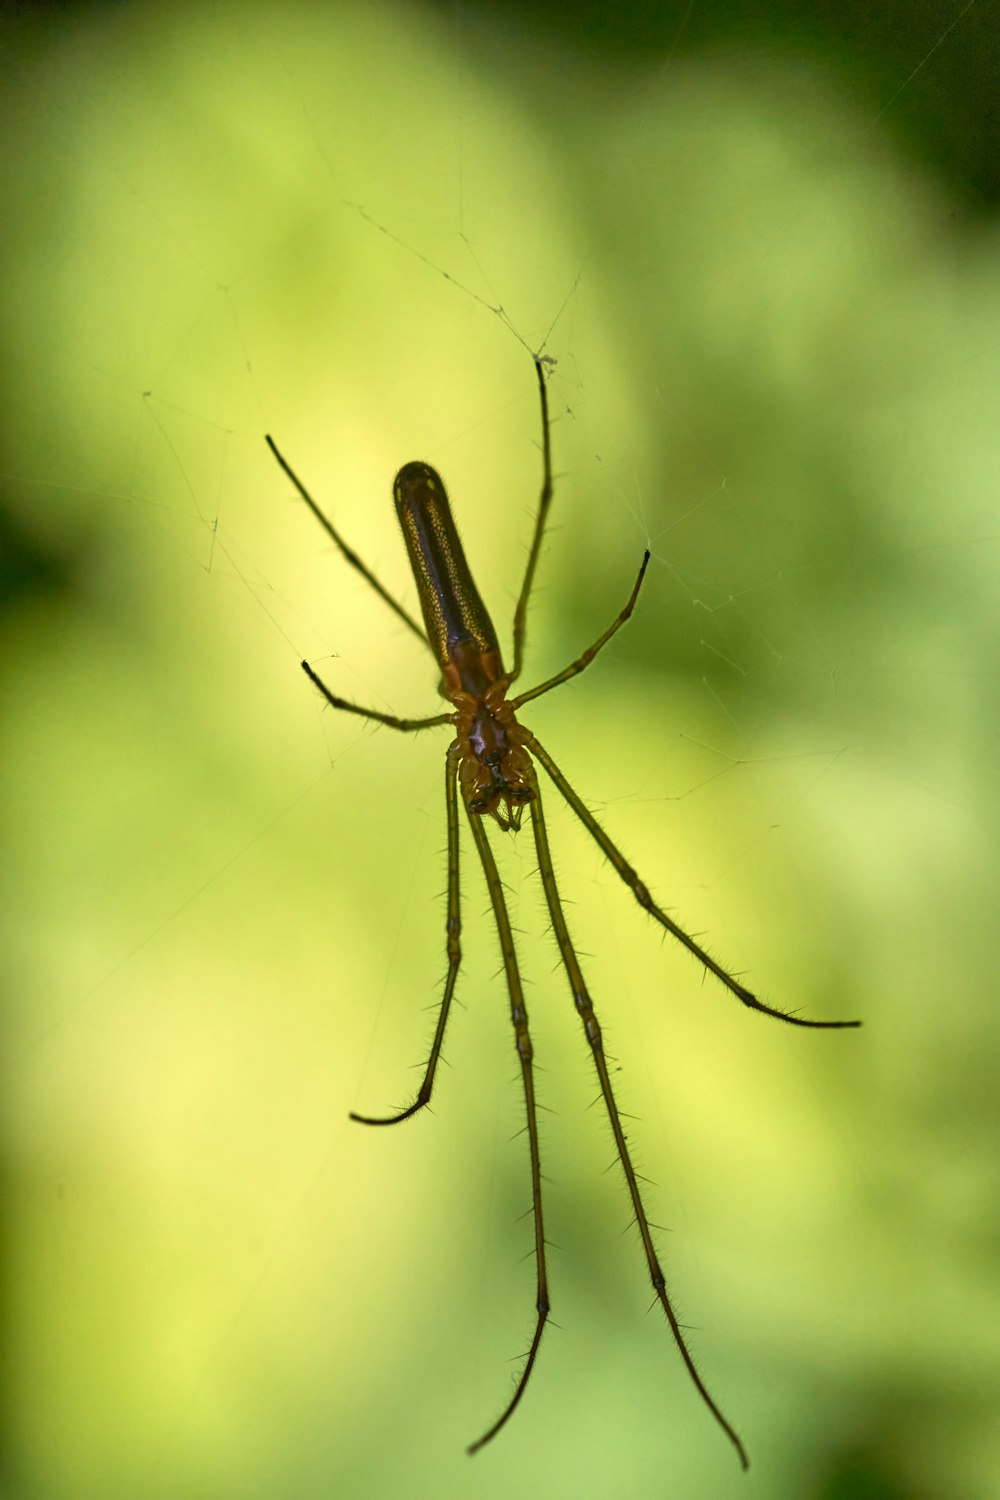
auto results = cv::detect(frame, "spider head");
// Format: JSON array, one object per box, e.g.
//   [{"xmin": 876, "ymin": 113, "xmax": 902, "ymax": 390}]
[
  {"xmin": 457, "ymin": 696, "xmax": 537, "ymax": 830},
  {"xmin": 464, "ymin": 757, "xmax": 536, "ymax": 831}
]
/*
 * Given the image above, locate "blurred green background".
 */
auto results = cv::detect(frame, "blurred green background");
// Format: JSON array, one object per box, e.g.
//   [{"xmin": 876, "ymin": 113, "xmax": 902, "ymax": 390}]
[{"xmin": 2, "ymin": 2, "xmax": 998, "ymax": 1497}]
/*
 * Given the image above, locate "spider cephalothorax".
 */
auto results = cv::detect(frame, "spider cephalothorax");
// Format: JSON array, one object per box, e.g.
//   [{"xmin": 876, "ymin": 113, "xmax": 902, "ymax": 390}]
[{"xmin": 452, "ymin": 682, "xmax": 536, "ymax": 829}]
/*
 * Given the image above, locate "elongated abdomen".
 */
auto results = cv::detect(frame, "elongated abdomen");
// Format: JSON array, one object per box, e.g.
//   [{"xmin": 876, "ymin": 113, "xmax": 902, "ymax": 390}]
[{"xmin": 394, "ymin": 461, "xmax": 504, "ymax": 689}]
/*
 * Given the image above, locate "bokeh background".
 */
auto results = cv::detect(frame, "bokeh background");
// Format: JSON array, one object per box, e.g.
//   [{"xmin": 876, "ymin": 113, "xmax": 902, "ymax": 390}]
[{"xmin": 2, "ymin": 2, "xmax": 998, "ymax": 1497}]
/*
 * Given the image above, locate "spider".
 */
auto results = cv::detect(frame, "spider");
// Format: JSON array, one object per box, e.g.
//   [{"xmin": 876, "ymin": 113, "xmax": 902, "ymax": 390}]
[{"xmin": 265, "ymin": 354, "xmax": 859, "ymax": 1466}]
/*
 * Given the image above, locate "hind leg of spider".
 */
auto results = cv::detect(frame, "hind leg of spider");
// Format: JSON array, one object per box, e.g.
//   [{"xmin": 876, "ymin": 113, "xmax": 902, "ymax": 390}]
[
  {"xmin": 351, "ymin": 745, "xmax": 463, "ymax": 1126},
  {"xmin": 301, "ymin": 660, "xmax": 453, "ymax": 732},
  {"xmin": 511, "ymin": 550, "xmax": 651, "ymax": 710},
  {"xmin": 465, "ymin": 810, "xmax": 550, "ymax": 1455},
  {"xmin": 508, "ymin": 356, "xmax": 554, "ymax": 684},
  {"xmin": 528, "ymin": 787, "xmax": 750, "ymax": 1470},
  {"xmin": 526, "ymin": 732, "xmax": 861, "ymax": 1031},
  {"xmin": 266, "ymin": 434, "xmax": 428, "ymax": 648}
]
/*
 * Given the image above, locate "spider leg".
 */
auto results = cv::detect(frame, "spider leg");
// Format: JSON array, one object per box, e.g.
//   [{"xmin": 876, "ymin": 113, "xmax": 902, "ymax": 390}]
[
  {"xmin": 351, "ymin": 744, "xmax": 463, "ymax": 1125},
  {"xmin": 301, "ymin": 660, "xmax": 453, "ymax": 732},
  {"xmin": 266, "ymin": 434, "xmax": 428, "ymax": 648},
  {"xmin": 465, "ymin": 809, "xmax": 550, "ymax": 1455},
  {"xmin": 511, "ymin": 551, "xmax": 650, "ymax": 710},
  {"xmin": 528, "ymin": 786, "xmax": 750, "ymax": 1471},
  {"xmin": 508, "ymin": 356, "xmax": 553, "ymax": 684},
  {"xmin": 527, "ymin": 733, "xmax": 861, "ymax": 1031}
]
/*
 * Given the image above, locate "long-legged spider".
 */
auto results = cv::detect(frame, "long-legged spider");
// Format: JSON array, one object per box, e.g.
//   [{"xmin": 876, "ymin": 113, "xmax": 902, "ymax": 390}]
[{"xmin": 265, "ymin": 355, "xmax": 859, "ymax": 1467}]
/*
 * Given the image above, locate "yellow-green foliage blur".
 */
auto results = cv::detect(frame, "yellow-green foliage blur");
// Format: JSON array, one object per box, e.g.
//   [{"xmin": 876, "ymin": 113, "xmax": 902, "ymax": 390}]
[{"xmin": 2, "ymin": 4, "xmax": 997, "ymax": 1499}]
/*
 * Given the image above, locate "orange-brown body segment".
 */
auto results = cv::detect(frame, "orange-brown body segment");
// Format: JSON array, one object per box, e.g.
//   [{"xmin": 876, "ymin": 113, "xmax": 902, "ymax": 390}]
[{"xmin": 393, "ymin": 461, "xmax": 536, "ymax": 828}]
